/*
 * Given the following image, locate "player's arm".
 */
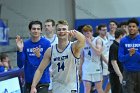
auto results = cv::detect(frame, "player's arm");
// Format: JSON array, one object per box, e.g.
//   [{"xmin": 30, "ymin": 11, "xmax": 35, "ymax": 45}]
[
  {"xmin": 30, "ymin": 47, "xmax": 51, "ymax": 93},
  {"xmin": 111, "ymin": 60, "xmax": 123, "ymax": 83},
  {"xmin": 111, "ymin": 60, "xmax": 122, "ymax": 77},
  {"xmin": 16, "ymin": 35, "xmax": 25, "ymax": 68},
  {"xmin": 101, "ymin": 54, "xmax": 108, "ymax": 64},
  {"xmin": 79, "ymin": 51, "xmax": 84, "ymax": 76},
  {"xmin": 91, "ymin": 38, "xmax": 103, "ymax": 56},
  {"xmin": 71, "ymin": 30, "xmax": 85, "ymax": 58}
]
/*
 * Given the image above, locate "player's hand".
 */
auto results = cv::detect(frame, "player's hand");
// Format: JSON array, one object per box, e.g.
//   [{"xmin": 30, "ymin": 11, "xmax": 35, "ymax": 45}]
[
  {"xmin": 16, "ymin": 35, "xmax": 24, "ymax": 52},
  {"xmin": 86, "ymin": 37, "xmax": 92, "ymax": 45},
  {"xmin": 129, "ymin": 48, "xmax": 135, "ymax": 56},
  {"xmin": 30, "ymin": 86, "xmax": 37, "ymax": 93},
  {"xmin": 68, "ymin": 29, "xmax": 78, "ymax": 38},
  {"xmin": 119, "ymin": 75, "xmax": 123, "ymax": 84},
  {"xmin": 33, "ymin": 45, "xmax": 41, "ymax": 58}
]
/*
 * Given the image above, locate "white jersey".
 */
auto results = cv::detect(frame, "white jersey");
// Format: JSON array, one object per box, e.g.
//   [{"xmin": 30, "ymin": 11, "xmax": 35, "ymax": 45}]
[
  {"xmin": 42, "ymin": 34, "xmax": 58, "ymax": 45},
  {"xmin": 51, "ymin": 42, "xmax": 79, "ymax": 91},
  {"xmin": 107, "ymin": 32, "xmax": 115, "ymax": 46},
  {"xmin": 96, "ymin": 36, "xmax": 110, "ymax": 75},
  {"xmin": 82, "ymin": 38, "xmax": 102, "ymax": 74},
  {"xmin": 96, "ymin": 36, "xmax": 110, "ymax": 58}
]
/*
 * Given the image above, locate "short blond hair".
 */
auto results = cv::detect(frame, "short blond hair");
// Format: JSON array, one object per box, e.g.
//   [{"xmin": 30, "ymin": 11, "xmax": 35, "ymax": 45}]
[
  {"xmin": 82, "ymin": 25, "xmax": 93, "ymax": 32},
  {"xmin": 56, "ymin": 20, "xmax": 68, "ymax": 27}
]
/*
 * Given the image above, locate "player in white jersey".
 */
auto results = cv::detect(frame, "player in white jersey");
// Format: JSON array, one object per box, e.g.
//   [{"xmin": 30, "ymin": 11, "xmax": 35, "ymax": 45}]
[
  {"xmin": 96, "ymin": 24, "xmax": 110, "ymax": 93},
  {"xmin": 51, "ymin": 42, "xmax": 79, "ymax": 93},
  {"xmin": 30, "ymin": 20, "xmax": 85, "ymax": 93},
  {"xmin": 43, "ymin": 19, "xmax": 58, "ymax": 45},
  {"xmin": 43, "ymin": 33, "xmax": 58, "ymax": 45},
  {"xmin": 96, "ymin": 25, "xmax": 110, "ymax": 75},
  {"xmin": 43, "ymin": 19, "xmax": 58, "ymax": 92},
  {"xmin": 107, "ymin": 20, "xmax": 118, "ymax": 46},
  {"xmin": 79, "ymin": 25, "xmax": 104, "ymax": 93}
]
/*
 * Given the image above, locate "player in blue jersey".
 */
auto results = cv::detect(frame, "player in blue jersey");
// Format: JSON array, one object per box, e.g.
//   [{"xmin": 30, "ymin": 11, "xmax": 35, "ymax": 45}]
[
  {"xmin": 16, "ymin": 21, "xmax": 51, "ymax": 93},
  {"xmin": 118, "ymin": 18, "xmax": 140, "ymax": 93}
]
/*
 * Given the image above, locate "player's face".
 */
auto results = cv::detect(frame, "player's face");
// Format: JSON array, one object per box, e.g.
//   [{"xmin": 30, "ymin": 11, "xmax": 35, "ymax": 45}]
[
  {"xmin": 56, "ymin": 24, "xmax": 69, "ymax": 39},
  {"xmin": 128, "ymin": 23, "xmax": 138, "ymax": 36},
  {"xmin": 109, "ymin": 22, "xmax": 117, "ymax": 31},
  {"xmin": 83, "ymin": 31, "xmax": 92, "ymax": 38},
  {"xmin": 121, "ymin": 25, "xmax": 128, "ymax": 31},
  {"xmin": 44, "ymin": 22, "xmax": 54, "ymax": 34},
  {"xmin": 100, "ymin": 27, "xmax": 107, "ymax": 36},
  {"xmin": 30, "ymin": 24, "xmax": 42, "ymax": 38}
]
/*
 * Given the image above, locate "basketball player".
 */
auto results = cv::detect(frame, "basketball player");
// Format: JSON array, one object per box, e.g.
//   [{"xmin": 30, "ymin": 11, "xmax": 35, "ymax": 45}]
[
  {"xmin": 96, "ymin": 24, "xmax": 110, "ymax": 93},
  {"xmin": 118, "ymin": 18, "xmax": 140, "ymax": 93},
  {"xmin": 79, "ymin": 25, "xmax": 104, "ymax": 93},
  {"xmin": 43, "ymin": 19, "xmax": 58, "ymax": 45},
  {"xmin": 30, "ymin": 20, "xmax": 85, "ymax": 93},
  {"xmin": 16, "ymin": 21, "xmax": 51, "ymax": 93}
]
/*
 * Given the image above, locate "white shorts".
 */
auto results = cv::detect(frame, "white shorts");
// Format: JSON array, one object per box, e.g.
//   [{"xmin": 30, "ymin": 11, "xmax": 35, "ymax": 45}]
[
  {"xmin": 52, "ymin": 82, "xmax": 79, "ymax": 93},
  {"xmin": 102, "ymin": 68, "xmax": 109, "ymax": 76},
  {"xmin": 102, "ymin": 61, "xmax": 109, "ymax": 75},
  {"xmin": 82, "ymin": 73, "xmax": 103, "ymax": 82}
]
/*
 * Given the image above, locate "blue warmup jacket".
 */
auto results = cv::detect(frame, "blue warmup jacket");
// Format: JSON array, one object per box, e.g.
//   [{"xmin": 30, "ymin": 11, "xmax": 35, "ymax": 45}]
[
  {"xmin": 118, "ymin": 35, "xmax": 140, "ymax": 71},
  {"xmin": 17, "ymin": 38, "xmax": 51, "ymax": 83}
]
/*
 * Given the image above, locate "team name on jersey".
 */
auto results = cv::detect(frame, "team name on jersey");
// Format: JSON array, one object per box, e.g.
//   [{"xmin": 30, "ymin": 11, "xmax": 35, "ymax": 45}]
[
  {"xmin": 26, "ymin": 48, "xmax": 43, "ymax": 56},
  {"xmin": 26, "ymin": 48, "xmax": 43, "ymax": 52},
  {"xmin": 54, "ymin": 55, "xmax": 68, "ymax": 61},
  {"xmin": 125, "ymin": 44, "xmax": 140, "ymax": 48}
]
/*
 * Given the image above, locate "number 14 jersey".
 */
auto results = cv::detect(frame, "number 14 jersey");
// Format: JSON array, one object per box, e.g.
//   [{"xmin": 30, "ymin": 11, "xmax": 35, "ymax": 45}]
[{"xmin": 51, "ymin": 42, "xmax": 79, "ymax": 88}]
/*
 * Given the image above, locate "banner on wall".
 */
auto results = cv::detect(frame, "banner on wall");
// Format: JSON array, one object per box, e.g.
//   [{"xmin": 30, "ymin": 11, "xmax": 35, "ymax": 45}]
[{"xmin": 0, "ymin": 19, "xmax": 9, "ymax": 45}]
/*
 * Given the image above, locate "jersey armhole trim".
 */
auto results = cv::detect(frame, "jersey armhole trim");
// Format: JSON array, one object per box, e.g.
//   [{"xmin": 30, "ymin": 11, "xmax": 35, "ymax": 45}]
[
  {"xmin": 50, "ymin": 46, "xmax": 53, "ymax": 61},
  {"xmin": 71, "ymin": 44, "xmax": 80, "ymax": 59}
]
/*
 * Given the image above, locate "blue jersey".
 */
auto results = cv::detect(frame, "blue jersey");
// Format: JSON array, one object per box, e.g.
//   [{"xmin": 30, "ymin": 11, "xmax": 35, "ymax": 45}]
[
  {"xmin": 118, "ymin": 35, "xmax": 140, "ymax": 71},
  {"xmin": 17, "ymin": 38, "xmax": 51, "ymax": 83}
]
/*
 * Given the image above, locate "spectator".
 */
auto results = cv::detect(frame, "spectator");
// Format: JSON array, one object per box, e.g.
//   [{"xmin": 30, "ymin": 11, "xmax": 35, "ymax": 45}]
[{"xmin": 0, "ymin": 53, "xmax": 11, "ymax": 72}]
